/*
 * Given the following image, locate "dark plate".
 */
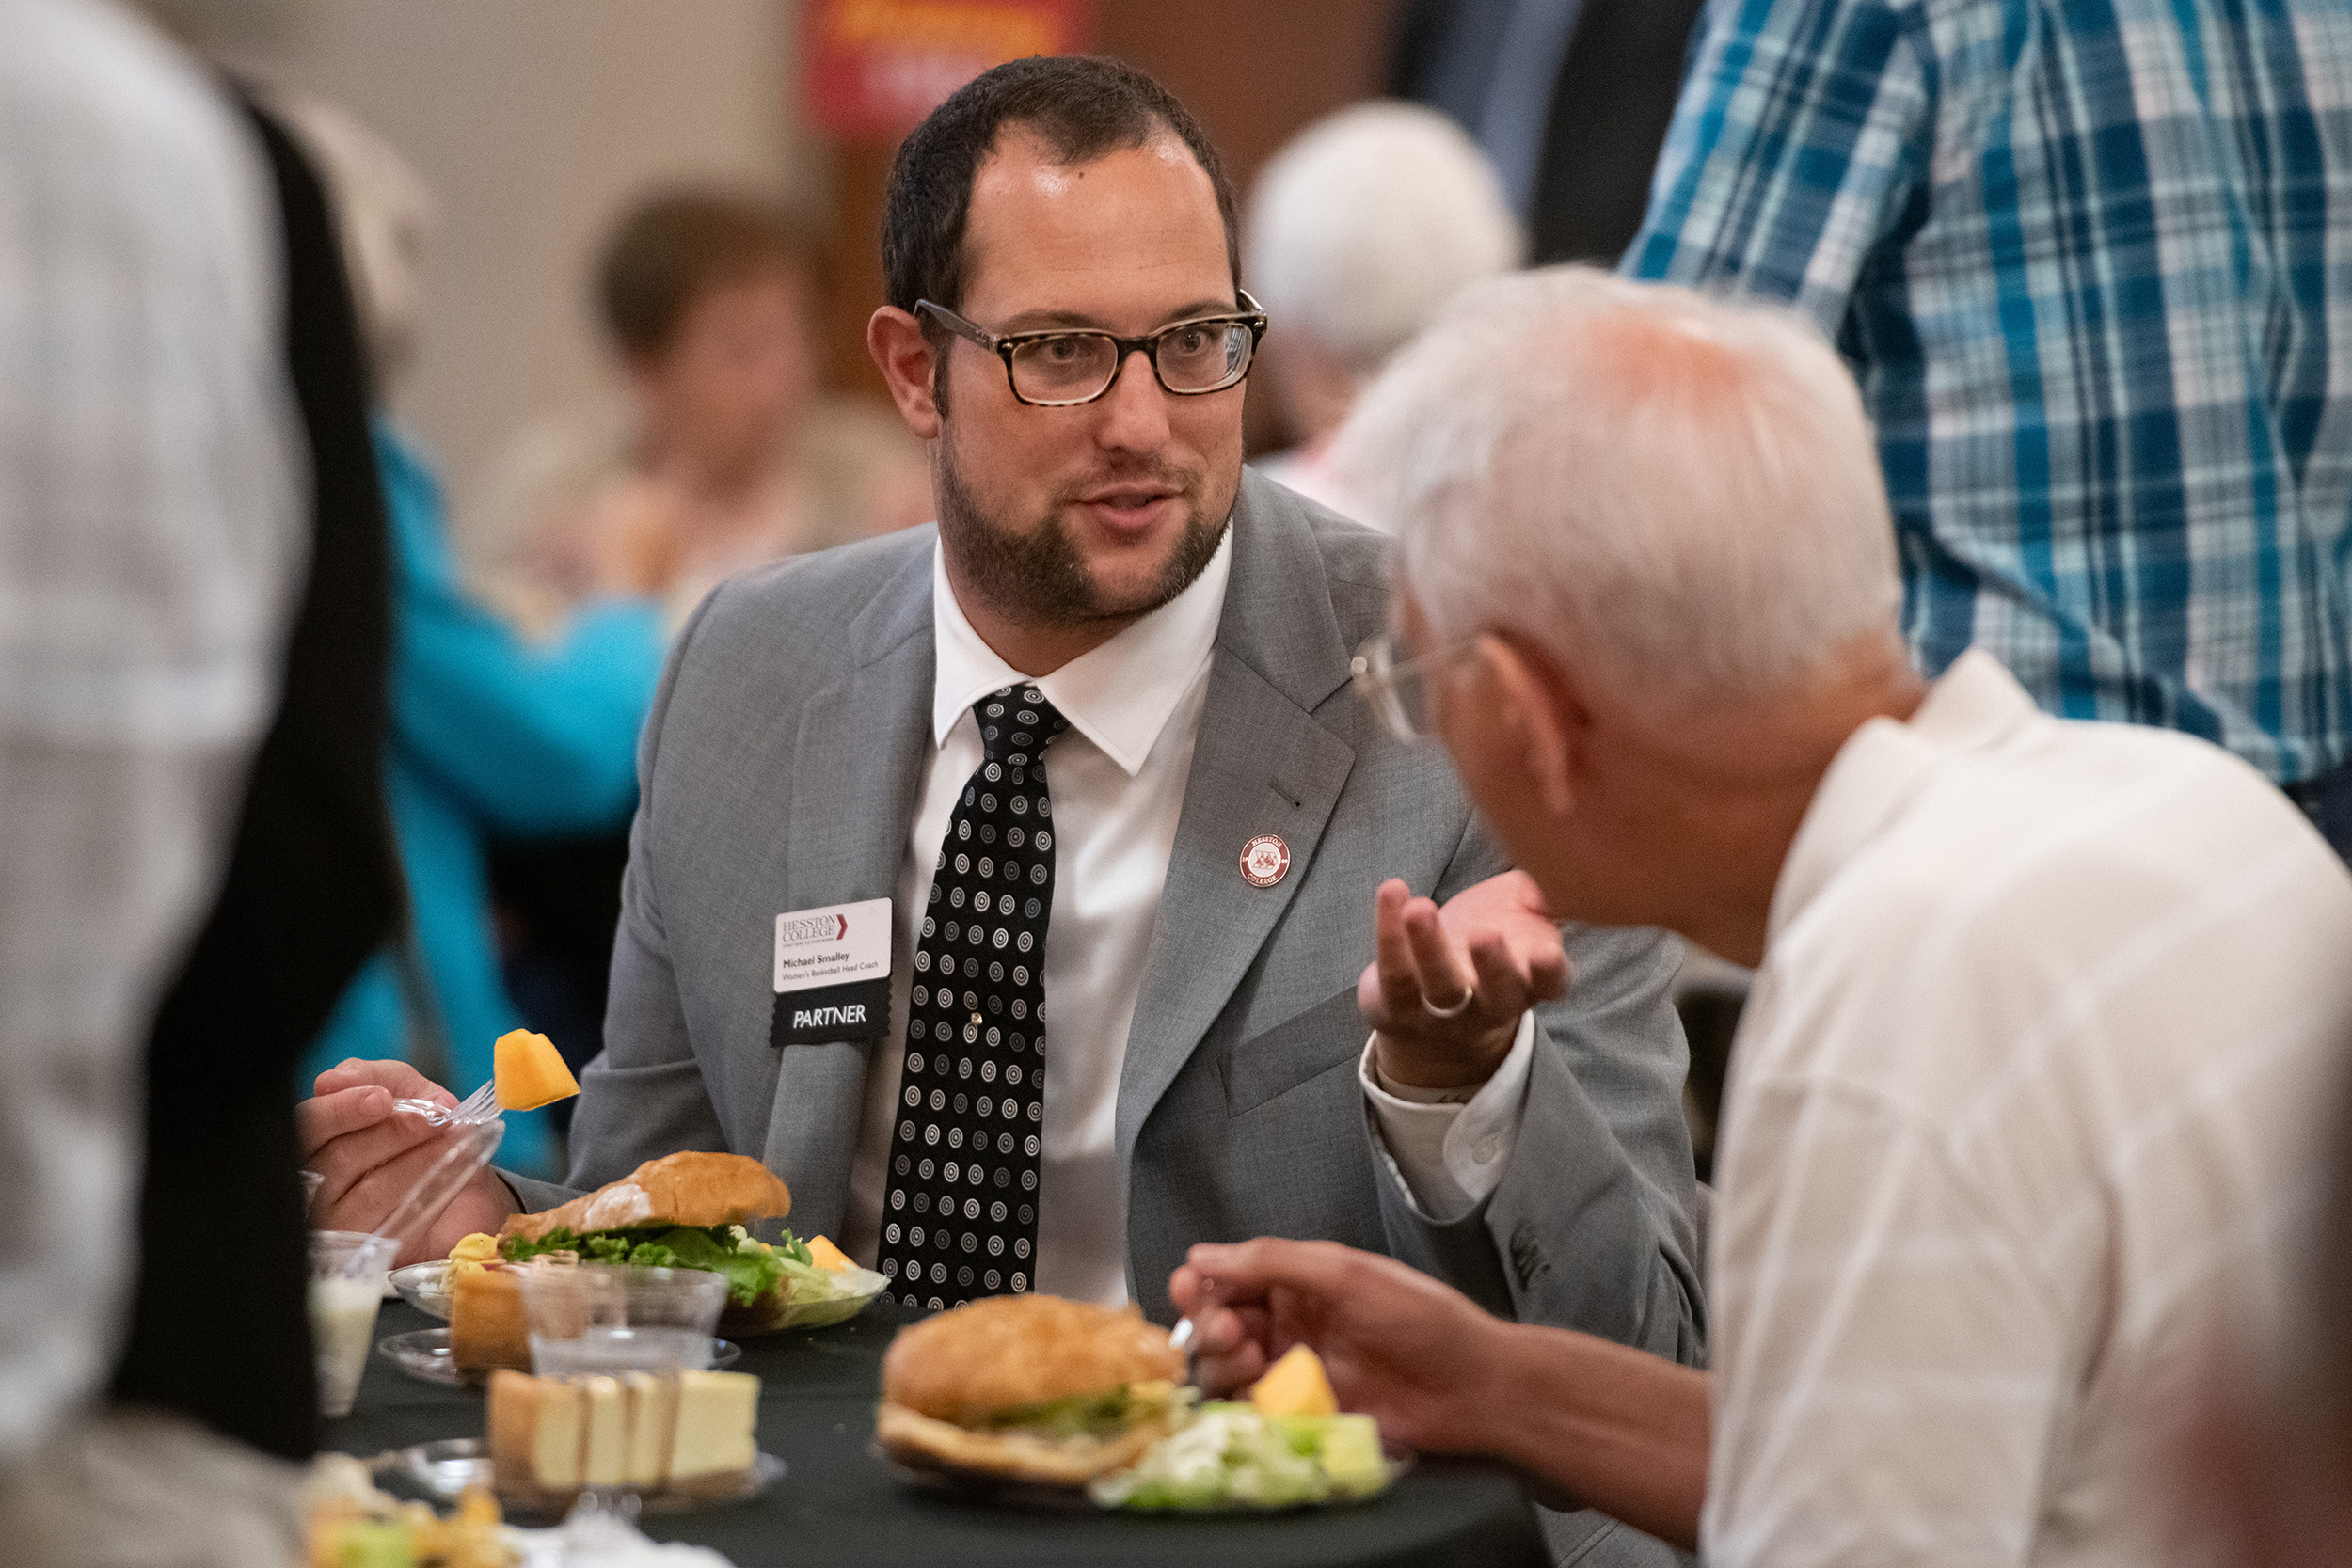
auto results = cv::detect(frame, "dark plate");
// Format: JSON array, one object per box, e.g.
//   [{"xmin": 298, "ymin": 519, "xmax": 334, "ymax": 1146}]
[{"xmin": 876, "ymin": 1440, "xmax": 1414, "ymax": 1514}]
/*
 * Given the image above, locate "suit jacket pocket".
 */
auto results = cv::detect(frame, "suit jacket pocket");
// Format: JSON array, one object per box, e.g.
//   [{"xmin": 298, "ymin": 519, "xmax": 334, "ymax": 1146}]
[{"xmin": 1221, "ymin": 987, "xmax": 1367, "ymax": 1117}]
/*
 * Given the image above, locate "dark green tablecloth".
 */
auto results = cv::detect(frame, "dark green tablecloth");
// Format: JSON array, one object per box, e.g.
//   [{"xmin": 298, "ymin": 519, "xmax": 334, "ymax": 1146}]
[{"xmin": 327, "ymin": 1300, "xmax": 1546, "ymax": 1567}]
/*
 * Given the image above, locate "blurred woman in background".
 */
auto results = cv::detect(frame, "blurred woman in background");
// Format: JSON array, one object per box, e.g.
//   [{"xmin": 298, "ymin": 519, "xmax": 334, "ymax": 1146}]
[{"xmin": 491, "ymin": 190, "xmax": 929, "ymax": 630}]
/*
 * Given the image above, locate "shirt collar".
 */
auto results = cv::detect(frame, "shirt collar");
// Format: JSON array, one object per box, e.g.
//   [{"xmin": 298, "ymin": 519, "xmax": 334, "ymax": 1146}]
[
  {"xmin": 1765, "ymin": 649, "xmax": 2042, "ymax": 949},
  {"xmin": 929, "ymin": 526, "xmax": 1233, "ymax": 777}
]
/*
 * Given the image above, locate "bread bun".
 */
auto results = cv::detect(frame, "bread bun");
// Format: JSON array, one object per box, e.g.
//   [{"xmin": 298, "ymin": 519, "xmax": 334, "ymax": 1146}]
[
  {"xmin": 881, "ymin": 1293, "xmax": 1182, "ymax": 1424},
  {"xmin": 499, "ymin": 1152, "xmax": 790, "ymax": 1245},
  {"xmin": 875, "ymin": 1399, "xmax": 1172, "ymax": 1485}
]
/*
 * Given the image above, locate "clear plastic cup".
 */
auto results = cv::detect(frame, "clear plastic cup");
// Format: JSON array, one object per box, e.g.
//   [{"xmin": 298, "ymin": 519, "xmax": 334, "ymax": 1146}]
[
  {"xmin": 517, "ymin": 1263, "xmax": 728, "ymax": 1377},
  {"xmin": 308, "ymin": 1230, "xmax": 401, "ymax": 1417}
]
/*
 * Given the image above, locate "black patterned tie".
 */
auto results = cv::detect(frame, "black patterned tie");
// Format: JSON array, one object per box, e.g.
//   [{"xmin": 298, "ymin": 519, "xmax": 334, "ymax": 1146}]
[{"xmin": 878, "ymin": 685, "xmax": 1069, "ymax": 1309}]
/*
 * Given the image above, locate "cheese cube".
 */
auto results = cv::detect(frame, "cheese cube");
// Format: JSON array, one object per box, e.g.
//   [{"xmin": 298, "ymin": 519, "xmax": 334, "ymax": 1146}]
[
  {"xmin": 622, "ymin": 1372, "xmax": 674, "ymax": 1485},
  {"xmin": 487, "ymin": 1370, "xmax": 582, "ymax": 1489},
  {"xmin": 487, "ymin": 1367, "xmax": 757, "ymax": 1492},
  {"xmin": 668, "ymin": 1370, "xmax": 759, "ymax": 1480},
  {"xmin": 805, "ymin": 1235, "xmax": 855, "ymax": 1272},
  {"xmin": 580, "ymin": 1377, "xmax": 626, "ymax": 1486}
]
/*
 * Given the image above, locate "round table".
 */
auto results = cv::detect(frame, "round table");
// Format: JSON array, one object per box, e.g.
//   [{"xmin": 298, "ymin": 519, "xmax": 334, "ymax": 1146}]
[{"xmin": 327, "ymin": 1300, "xmax": 1548, "ymax": 1568}]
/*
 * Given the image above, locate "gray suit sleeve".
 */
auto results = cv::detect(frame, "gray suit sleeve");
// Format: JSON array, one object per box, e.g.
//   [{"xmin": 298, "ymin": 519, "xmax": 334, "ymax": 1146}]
[
  {"xmin": 1374, "ymin": 829, "xmax": 1707, "ymax": 1368},
  {"xmin": 500, "ymin": 591, "xmax": 734, "ymax": 1215}
]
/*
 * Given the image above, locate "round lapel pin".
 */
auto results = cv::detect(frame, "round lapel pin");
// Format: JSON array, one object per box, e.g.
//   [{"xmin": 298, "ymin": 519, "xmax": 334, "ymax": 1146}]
[{"xmin": 1239, "ymin": 834, "xmax": 1291, "ymax": 888}]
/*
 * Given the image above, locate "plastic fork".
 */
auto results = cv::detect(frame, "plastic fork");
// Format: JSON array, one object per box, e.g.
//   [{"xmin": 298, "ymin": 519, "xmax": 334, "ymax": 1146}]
[
  {"xmin": 390, "ymin": 1079, "xmax": 500, "ymax": 1129},
  {"xmin": 373, "ymin": 1117, "xmax": 504, "ymax": 1257},
  {"xmin": 1169, "ymin": 1274, "xmax": 1221, "ymax": 1387}
]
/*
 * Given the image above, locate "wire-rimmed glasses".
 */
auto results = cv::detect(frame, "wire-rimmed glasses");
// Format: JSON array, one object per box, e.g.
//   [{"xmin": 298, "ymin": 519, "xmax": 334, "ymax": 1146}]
[
  {"xmin": 915, "ymin": 291, "xmax": 1268, "ymax": 406},
  {"xmin": 1351, "ymin": 630, "xmax": 1481, "ymax": 744}
]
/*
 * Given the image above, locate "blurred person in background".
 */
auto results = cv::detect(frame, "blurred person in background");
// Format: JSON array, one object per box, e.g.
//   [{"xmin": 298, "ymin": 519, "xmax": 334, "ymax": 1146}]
[
  {"xmin": 1626, "ymin": 0, "xmax": 2352, "ymax": 863},
  {"xmin": 489, "ymin": 188, "xmax": 930, "ymax": 633},
  {"xmin": 269, "ymin": 96, "xmax": 668, "ymax": 1180},
  {"xmin": 2, "ymin": 0, "xmax": 310, "ymax": 1558},
  {"xmin": 1178, "ymin": 268, "xmax": 2352, "ymax": 1564},
  {"xmin": 1245, "ymin": 101, "xmax": 1521, "ymax": 524},
  {"xmin": 1391, "ymin": 0, "xmax": 1708, "ymax": 265}
]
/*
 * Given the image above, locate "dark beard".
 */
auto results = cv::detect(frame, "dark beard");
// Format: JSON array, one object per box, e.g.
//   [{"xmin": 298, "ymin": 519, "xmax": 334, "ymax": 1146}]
[{"xmin": 934, "ymin": 443, "xmax": 1229, "ymax": 628}]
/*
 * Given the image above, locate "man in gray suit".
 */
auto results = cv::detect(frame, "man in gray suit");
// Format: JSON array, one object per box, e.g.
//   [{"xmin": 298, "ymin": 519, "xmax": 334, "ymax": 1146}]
[{"xmin": 304, "ymin": 61, "xmax": 1699, "ymax": 1549}]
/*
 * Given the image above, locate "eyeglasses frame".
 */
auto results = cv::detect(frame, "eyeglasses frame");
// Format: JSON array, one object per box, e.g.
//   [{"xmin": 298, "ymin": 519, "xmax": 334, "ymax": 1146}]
[
  {"xmin": 1351, "ymin": 630, "xmax": 1487, "ymax": 745},
  {"xmin": 914, "ymin": 291, "xmax": 1270, "ymax": 407}
]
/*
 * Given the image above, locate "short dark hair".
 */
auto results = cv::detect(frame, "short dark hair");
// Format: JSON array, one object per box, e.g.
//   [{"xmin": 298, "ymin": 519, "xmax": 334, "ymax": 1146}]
[
  {"xmin": 882, "ymin": 55, "xmax": 1240, "ymax": 319},
  {"xmin": 596, "ymin": 189, "xmax": 811, "ymax": 358}
]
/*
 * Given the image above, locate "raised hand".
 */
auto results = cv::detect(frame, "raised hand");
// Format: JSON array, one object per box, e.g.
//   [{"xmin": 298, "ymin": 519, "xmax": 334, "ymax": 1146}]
[{"xmin": 1359, "ymin": 870, "xmax": 1569, "ymax": 1090}]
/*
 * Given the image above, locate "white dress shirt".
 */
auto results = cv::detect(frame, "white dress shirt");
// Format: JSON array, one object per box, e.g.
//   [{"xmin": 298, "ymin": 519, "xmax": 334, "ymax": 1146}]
[
  {"xmin": 1703, "ymin": 650, "xmax": 2352, "ymax": 1567},
  {"xmin": 841, "ymin": 531, "xmax": 1507, "ymax": 1299}
]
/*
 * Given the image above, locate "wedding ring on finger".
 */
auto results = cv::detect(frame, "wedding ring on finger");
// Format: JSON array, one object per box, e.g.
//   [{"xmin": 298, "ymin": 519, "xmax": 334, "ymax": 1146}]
[{"xmin": 1422, "ymin": 990, "xmax": 1474, "ymax": 1020}]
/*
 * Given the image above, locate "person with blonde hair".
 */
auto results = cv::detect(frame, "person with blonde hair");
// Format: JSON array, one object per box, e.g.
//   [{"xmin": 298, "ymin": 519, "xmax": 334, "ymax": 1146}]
[{"xmin": 1179, "ymin": 266, "xmax": 2352, "ymax": 1565}]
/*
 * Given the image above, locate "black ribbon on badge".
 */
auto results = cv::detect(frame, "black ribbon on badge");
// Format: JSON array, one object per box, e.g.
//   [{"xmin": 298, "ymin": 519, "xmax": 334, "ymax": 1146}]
[{"xmin": 771, "ymin": 977, "xmax": 892, "ymax": 1048}]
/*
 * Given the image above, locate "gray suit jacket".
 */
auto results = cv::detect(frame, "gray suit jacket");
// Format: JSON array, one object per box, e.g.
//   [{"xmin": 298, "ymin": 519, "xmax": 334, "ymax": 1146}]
[{"xmin": 511, "ymin": 473, "xmax": 1702, "ymax": 1560}]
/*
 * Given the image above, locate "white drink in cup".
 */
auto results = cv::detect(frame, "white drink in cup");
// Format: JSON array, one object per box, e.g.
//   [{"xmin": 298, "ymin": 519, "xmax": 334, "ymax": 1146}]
[
  {"xmin": 518, "ymin": 1263, "xmax": 728, "ymax": 1377},
  {"xmin": 309, "ymin": 1230, "xmax": 401, "ymax": 1418}
]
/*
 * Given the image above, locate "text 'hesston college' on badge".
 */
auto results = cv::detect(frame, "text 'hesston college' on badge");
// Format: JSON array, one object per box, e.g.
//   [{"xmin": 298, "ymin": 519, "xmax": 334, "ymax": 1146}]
[
  {"xmin": 1239, "ymin": 834, "xmax": 1291, "ymax": 888},
  {"xmin": 771, "ymin": 896, "xmax": 892, "ymax": 1047}
]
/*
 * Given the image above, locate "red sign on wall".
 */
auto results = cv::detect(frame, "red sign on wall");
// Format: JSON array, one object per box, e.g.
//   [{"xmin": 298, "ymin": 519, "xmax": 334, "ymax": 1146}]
[{"xmin": 801, "ymin": 0, "xmax": 1097, "ymax": 140}]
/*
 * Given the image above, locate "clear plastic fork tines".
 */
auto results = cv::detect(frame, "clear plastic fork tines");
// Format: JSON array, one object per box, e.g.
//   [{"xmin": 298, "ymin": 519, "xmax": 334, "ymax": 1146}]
[{"xmin": 391, "ymin": 1081, "xmax": 500, "ymax": 1128}]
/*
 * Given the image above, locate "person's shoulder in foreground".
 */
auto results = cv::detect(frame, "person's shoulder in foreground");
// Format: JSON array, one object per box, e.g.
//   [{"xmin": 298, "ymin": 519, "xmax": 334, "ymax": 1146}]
[{"xmin": 1711, "ymin": 643, "xmax": 2352, "ymax": 1564}]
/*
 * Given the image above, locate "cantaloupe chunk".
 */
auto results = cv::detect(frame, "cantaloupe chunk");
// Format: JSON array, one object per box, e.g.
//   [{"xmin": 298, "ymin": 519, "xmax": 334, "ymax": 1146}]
[
  {"xmin": 493, "ymin": 1028, "xmax": 579, "ymax": 1111},
  {"xmin": 1248, "ymin": 1342, "xmax": 1338, "ymax": 1417},
  {"xmin": 805, "ymin": 1235, "xmax": 855, "ymax": 1272}
]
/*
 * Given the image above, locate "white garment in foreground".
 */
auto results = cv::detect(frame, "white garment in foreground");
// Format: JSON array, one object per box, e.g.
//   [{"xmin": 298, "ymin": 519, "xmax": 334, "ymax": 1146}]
[
  {"xmin": 840, "ymin": 533, "xmax": 1489, "ymax": 1300},
  {"xmin": 1703, "ymin": 650, "xmax": 2352, "ymax": 1567},
  {"xmin": 0, "ymin": 0, "xmax": 301, "ymax": 1469}
]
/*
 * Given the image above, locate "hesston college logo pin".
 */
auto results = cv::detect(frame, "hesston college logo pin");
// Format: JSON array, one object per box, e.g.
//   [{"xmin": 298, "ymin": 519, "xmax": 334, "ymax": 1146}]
[{"xmin": 1239, "ymin": 834, "xmax": 1290, "ymax": 888}]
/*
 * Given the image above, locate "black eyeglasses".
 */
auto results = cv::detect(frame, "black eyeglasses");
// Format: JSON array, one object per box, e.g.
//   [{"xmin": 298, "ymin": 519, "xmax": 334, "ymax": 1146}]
[{"xmin": 915, "ymin": 292, "xmax": 1268, "ymax": 407}]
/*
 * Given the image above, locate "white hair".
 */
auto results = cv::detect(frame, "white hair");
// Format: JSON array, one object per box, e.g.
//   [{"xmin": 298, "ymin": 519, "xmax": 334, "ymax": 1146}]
[
  {"xmin": 1244, "ymin": 102, "xmax": 1523, "ymax": 377},
  {"xmin": 265, "ymin": 91, "xmax": 437, "ymax": 393},
  {"xmin": 1334, "ymin": 267, "xmax": 1901, "ymax": 706}
]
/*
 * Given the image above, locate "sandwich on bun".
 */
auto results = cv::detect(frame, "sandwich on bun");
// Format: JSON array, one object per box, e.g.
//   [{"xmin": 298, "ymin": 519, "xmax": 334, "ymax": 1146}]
[
  {"xmin": 496, "ymin": 1151, "xmax": 804, "ymax": 1333},
  {"xmin": 876, "ymin": 1293, "xmax": 1185, "ymax": 1485}
]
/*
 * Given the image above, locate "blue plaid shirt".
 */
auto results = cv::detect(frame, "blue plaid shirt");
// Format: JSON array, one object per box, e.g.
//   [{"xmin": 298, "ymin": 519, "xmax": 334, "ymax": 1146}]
[{"xmin": 1626, "ymin": 0, "xmax": 2352, "ymax": 784}]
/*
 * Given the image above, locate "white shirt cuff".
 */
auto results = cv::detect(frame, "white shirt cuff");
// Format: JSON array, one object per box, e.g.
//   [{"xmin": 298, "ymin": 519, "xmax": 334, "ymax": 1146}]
[{"xmin": 1358, "ymin": 1010, "xmax": 1537, "ymax": 1223}]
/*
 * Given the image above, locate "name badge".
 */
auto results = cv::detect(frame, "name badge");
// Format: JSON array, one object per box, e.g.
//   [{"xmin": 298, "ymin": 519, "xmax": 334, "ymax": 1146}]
[{"xmin": 770, "ymin": 898, "xmax": 892, "ymax": 1047}]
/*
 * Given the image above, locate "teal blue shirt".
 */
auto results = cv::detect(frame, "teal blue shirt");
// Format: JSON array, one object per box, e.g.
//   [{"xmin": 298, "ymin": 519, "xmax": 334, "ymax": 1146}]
[{"xmin": 303, "ymin": 424, "xmax": 664, "ymax": 1176}]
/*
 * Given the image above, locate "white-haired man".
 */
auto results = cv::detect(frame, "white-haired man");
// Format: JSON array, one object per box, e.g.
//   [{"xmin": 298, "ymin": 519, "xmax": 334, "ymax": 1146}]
[
  {"xmin": 1245, "ymin": 100, "xmax": 1520, "ymax": 523},
  {"xmin": 1176, "ymin": 268, "xmax": 2352, "ymax": 1564}
]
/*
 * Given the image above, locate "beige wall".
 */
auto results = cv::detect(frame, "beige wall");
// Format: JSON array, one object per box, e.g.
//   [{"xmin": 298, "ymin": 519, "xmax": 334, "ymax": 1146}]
[{"xmin": 210, "ymin": 0, "xmax": 810, "ymax": 549}]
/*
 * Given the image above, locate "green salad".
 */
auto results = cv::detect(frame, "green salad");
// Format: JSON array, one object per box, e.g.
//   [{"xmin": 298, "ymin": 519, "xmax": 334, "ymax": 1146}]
[
  {"xmin": 500, "ymin": 1222, "xmax": 869, "ymax": 1310},
  {"xmin": 987, "ymin": 1382, "xmax": 1180, "ymax": 1441},
  {"xmin": 1088, "ymin": 1402, "xmax": 1392, "ymax": 1511}
]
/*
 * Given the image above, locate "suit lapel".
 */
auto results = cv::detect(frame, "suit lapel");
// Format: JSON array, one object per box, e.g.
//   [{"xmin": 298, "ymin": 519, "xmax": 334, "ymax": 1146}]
[
  {"xmin": 760, "ymin": 544, "xmax": 934, "ymax": 1235},
  {"xmin": 1116, "ymin": 475, "xmax": 1360, "ymax": 1157}
]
